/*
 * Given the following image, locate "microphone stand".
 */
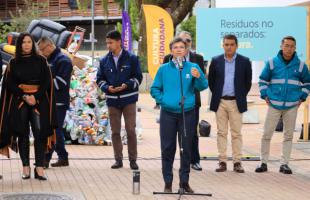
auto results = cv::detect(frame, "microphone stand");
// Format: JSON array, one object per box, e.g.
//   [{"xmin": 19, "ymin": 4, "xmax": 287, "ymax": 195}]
[{"xmin": 153, "ymin": 58, "xmax": 212, "ymax": 199}]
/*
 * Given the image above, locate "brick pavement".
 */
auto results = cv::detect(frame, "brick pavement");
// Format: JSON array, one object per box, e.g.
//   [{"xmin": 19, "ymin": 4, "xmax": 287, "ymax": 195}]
[{"xmin": 1, "ymin": 92, "xmax": 310, "ymax": 200}]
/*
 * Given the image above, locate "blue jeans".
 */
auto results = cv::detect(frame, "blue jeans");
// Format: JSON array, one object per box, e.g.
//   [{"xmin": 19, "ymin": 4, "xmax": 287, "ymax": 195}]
[
  {"xmin": 160, "ymin": 109, "xmax": 195, "ymax": 184},
  {"xmin": 45, "ymin": 106, "xmax": 68, "ymax": 161}
]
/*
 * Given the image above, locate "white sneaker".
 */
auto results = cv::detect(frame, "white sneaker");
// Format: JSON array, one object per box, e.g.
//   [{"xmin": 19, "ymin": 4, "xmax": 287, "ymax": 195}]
[{"xmin": 191, "ymin": 163, "xmax": 202, "ymax": 171}]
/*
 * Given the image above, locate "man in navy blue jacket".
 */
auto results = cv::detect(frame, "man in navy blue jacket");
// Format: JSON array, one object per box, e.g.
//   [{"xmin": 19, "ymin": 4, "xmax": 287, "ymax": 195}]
[
  {"xmin": 97, "ymin": 31, "xmax": 142, "ymax": 170},
  {"xmin": 38, "ymin": 37, "xmax": 73, "ymax": 168},
  {"xmin": 208, "ymin": 34, "xmax": 252, "ymax": 173}
]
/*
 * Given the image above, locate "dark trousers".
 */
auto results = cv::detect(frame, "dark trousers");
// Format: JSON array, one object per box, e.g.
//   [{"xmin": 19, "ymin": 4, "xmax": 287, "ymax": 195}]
[
  {"xmin": 45, "ymin": 105, "xmax": 68, "ymax": 161},
  {"xmin": 18, "ymin": 104, "xmax": 46, "ymax": 167},
  {"xmin": 191, "ymin": 107, "xmax": 200, "ymax": 164},
  {"xmin": 160, "ymin": 109, "xmax": 195, "ymax": 184},
  {"xmin": 108, "ymin": 103, "xmax": 137, "ymax": 161}
]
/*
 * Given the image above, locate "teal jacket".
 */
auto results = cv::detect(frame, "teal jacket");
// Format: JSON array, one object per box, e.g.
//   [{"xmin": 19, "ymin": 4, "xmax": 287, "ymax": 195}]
[
  {"xmin": 259, "ymin": 51, "xmax": 310, "ymax": 110},
  {"xmin": 151, "ymin": 60, "xmax": 208, "ymax": 113}
]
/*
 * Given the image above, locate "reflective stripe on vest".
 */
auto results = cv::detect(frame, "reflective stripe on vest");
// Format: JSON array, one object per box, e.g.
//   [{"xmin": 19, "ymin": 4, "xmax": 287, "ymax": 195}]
[
  {"xmin": 299, "ymin": 61, "xmax": 305, "ymax": 72},
  {"xmin": 285, "ymin": 101, "xmax": 300, "ymax": 107},
  {"xmin": 269, "ymin": 59, "xmax": 274, "ymax": 70},
  {"xmin": 271, "ymin": 79, "xmax": 285, "ymax": 84},
  {"xmin": 106, "ymin": 91, "xmax": 139, "ymax": 99}
]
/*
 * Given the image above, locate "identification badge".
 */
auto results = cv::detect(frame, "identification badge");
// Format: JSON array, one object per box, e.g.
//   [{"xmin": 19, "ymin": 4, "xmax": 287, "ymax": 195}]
[{"xmin": 121, "ymin": 65, "xmax": 129, "ymax": 72}]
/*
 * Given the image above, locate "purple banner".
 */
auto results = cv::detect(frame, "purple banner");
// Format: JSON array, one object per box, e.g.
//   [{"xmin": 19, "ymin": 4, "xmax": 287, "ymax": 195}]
[{"xmin": 122, "ymin": 11, "xmax": 132, "ymax": 52}]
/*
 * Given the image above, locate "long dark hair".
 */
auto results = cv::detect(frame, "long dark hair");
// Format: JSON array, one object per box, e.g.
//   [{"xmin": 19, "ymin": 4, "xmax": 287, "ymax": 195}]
[{"xmin": 15, "ymin": 32, "xmax": 38, "ymax": 61}]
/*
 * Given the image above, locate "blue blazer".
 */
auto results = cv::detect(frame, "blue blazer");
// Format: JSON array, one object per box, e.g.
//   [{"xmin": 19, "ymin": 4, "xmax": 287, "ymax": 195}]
[{"xmin": 208, "ymin": 54, "xmax": 252, "ymax": 113}]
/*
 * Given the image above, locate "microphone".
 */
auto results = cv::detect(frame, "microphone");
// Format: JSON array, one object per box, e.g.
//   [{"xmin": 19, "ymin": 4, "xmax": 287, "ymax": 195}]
[{"xmin": 176, "ymin": 56, "xmax": 183, "ymax": 69}]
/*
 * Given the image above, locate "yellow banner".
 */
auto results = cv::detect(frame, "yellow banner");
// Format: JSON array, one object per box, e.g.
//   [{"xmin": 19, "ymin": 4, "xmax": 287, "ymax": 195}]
[{"xmin": 142, "ymin": 5, "xmax": 174, "ymax": 79}]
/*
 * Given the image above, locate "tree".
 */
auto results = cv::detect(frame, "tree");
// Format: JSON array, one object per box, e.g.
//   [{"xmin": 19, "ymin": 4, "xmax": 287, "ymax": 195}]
[
  {"xmin": 9, "ymin": 0, "xmax": 47, "ymax": 32},
  {"xmin": 135, "ymin": 0, "xmax": 197, "ymax": 28}
]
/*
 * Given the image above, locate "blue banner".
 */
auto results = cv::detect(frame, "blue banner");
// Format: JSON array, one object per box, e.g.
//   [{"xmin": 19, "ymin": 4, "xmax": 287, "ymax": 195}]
[
  {"xmin": 122, "ymin": 11, "xmax": 132, "ymax": 52},
  {"xmin": 196, "ymin": 7, "xmax": 307, "ymax": 61}
]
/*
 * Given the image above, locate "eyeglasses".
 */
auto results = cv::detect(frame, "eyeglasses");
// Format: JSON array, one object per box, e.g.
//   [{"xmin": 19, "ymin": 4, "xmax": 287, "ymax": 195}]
[
  {"xmin": 184, "ymin": 38, "xmax": 192, "ymax": 43},
  {"xmin": 38, "ymin": 44, "xmax": 50, "ymax": 52}
]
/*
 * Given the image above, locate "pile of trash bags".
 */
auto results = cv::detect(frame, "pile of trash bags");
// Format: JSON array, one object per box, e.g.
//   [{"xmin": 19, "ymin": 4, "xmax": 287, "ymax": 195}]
[{"xmin": 63, "ymin": 58, "xmax": 142, "ymax": 145}]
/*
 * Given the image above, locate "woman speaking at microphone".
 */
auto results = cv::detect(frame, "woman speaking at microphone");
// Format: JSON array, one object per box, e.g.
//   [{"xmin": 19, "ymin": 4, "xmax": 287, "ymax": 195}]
[
  {"xmin": 151, "ymin": 37, "xmax": 208, "ymax": 193},
  {"xmin": 0, "ymin": 33, "xmax": 57, "ymax": 181}
]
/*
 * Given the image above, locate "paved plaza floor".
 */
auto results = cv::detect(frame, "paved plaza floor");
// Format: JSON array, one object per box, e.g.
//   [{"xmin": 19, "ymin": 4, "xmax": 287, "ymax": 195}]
[{"xmin": 1, "ymin": 92, "xmax": 310, "ymax": 200}]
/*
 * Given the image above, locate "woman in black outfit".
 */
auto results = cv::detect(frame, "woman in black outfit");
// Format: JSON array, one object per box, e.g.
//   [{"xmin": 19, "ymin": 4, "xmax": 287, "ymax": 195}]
[{"xmin": 0, "ymin": 33, "xmax": 57, "ymax": 180}]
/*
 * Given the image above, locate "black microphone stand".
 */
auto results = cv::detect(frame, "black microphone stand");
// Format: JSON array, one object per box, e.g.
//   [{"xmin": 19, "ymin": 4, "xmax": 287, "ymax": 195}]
[{"xmin": 153, "ymin": 58, "xmax": 212, "ymax": 199}]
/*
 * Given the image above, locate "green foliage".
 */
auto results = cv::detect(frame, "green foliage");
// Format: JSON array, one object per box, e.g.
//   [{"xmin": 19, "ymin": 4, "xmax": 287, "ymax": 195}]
[
  {"xmin": 139, "ymin": 55, "xmax": 148, "ymax": 73},
  {"xmin": 102, "ymin": 0, "xmax": 124, "ymax": 16},
  {"xmin": 77, "ymin": 0, "xmax": 124, "ymax": 16},
  {"xmin": 179, "ymin": 16, "xmax": 196, "ymax": 47},
  {"xmin": 128, "ymin": 0, "xmax": 139, "ymax": 41},
  {"xmin": 102, "ymin": 0, "xmax": 109, "ymax": 15},
  {"xmin": 116, "ymin": 22, "xmax": 122, "ymax": 33},
  {"xmin": 77, "ymin": 0, "xmax": 91, "ymax": 11},
  {"xmin": 10, "ymin": 0, "xmax": 47, "ymax": 32},
  {"xmin": 114, "ymin": 0, "xmax": 124, "ymax": 9},
  {"xmin": 110, "ymin": 1, "xmax": 139, "ymax": 42},
  {"xmin": 0, "ymin": 23, "xmax": 15, "ymax": 44}
]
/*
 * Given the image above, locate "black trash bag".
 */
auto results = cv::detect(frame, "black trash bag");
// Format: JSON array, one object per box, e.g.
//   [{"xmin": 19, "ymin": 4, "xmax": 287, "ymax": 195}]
[
  {"xmin": 275, "ymin": 117, "xmax": 283, "ymax": 132},
  {"xmin": 299, "ymin": 123, "xmax": 310, "ymax": 140},
  {"xmin": 199, "ymin": 120, "xmax": 211, "ymax": 137}
]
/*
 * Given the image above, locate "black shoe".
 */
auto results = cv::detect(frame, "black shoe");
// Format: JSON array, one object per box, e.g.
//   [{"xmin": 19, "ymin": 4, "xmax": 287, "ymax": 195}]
[
  {"xmin": 51, "ymin": 159, "xmax": 69, "ymax": 167},
  {"xmin": 164, "ymin": 182, "xmax": 172, "ymax": 193},
  {"xmin": 255, "ymin": 163, "xmax": 268, "ymax": 173},
  {"xmin": 279, "ymin": 164, "xmax": 292, "ymax": 174},
  {"xmin": 22, "ymin": 174, "xmax": 31, "ymax": 179},
  {"xmin": 179, "ymin": 183, "xmax": 194, "ymax": 193},
  {"xmin": 22, "ymin": 167, "xmax": 31, "ymax": 180},
  {"xmin": 34, "ymin": 168, "xmax": 47, "ymax": 181},
  {"xmin": 111, "ymin": 160, "xmax": 123, "ymax": 169},
  {"xmin": 130, "ymin": 161, "xmax": 139, "ymax": 170},
  {"xmin": 191, "ymin": 163, "xmax": 202, "ymax": 171}
]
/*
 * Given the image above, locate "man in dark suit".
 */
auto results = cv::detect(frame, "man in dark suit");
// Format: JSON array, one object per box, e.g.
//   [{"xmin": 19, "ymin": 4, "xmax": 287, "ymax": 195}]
[
  {"xmin": 163, "ymin": 31, "xmax": 205, "ymax": 171},
  {"xmin": 208, "ymin": 34, "xmax": 252, "ymax": 173}
]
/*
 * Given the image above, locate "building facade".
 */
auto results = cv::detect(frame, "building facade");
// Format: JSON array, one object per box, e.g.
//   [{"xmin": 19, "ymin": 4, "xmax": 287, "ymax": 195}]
[{"xmin": 0, "ymin": 0, "xmax": 122, "ymax": 51}]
